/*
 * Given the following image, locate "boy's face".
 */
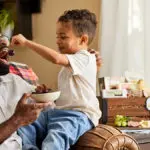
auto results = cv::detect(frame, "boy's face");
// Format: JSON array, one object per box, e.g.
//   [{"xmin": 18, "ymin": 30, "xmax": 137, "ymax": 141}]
[{"xmin": 56, "ymin": 22, "xmax": 82, "ymax": 54}]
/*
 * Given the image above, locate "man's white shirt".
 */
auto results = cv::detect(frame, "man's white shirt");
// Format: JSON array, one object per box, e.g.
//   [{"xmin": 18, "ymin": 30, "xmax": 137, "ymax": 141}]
[{"xmin": 0, "ymin": 74, "xmax": 34, "ymax": 150}]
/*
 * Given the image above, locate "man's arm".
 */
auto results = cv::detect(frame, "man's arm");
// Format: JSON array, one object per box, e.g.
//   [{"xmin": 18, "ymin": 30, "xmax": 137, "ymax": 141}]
[
  {"xmin": 0, "ymin": 93, "xmax": 52, "ymax": 144},
  {"xmin": 0, "ymin": 115, "xmax": 20, "ymax": 143}
]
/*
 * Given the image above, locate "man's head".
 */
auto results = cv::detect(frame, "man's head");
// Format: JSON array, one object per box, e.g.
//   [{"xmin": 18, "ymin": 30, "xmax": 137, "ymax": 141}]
[
  {"xmin": 0, "ymin": 35, "xmax": 15, "ymax": 76},
  {"xmin": 56, "ymin": 9, "xmax": 97, "ymax": 54},
  {"xmin": 0, "ymin": 35, "xmax": 14, "ymax": 60}
]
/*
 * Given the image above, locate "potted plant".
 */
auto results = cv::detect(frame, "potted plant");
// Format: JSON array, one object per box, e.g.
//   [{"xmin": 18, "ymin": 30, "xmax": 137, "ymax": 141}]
[{"xmin": 0, "ymin": 9, "xmax": 14, "ymax": 39}]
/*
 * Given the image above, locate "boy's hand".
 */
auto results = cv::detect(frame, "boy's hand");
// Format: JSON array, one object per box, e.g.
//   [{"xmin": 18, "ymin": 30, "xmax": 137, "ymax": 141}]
[
  {"xmin": 88, "ymin": 49, "xmax": 103, "ymax": 71},
  {"xmin": 11, "ymin": 34, "xmax": 27, "ymax": 47},
  {"xmin": 13, "ymin": 93, "xmax": 53, "ymax": 127}
]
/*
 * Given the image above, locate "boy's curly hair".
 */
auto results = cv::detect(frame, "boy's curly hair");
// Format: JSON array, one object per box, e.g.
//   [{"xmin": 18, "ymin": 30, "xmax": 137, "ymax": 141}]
[{"xmin": 58, "ymin": 9, "xmax": 97, "ymax": 45}]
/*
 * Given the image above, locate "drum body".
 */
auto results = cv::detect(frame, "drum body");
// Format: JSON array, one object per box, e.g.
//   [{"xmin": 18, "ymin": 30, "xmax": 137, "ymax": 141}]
[{"xmin": 71, "ymin": 124, "xmax": 140, "ymax": 150}]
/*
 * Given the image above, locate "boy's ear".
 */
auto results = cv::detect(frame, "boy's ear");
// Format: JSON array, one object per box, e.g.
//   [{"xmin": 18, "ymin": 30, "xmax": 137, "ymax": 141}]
[{"xmin": 80, "ymin": 34, "xmax": 89, "ymax": 45}]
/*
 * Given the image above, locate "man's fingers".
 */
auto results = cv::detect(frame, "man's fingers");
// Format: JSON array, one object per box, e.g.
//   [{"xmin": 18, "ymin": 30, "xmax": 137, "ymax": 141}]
[
  {"xmin": 95, "ymin": 51, "xmax": 100, "ymax": 57},
  {"xmin": 29, "ymin": 101, "xmax": 52, "ymax": 109},
  {"xmin": 97, "ymin": 58, "xmax": 103, "ymax": 64},
  {"xmin": 32, "ymin": 109, "xmax": 42, "ymax": 117},
  {"xmin": 88, "ymin": 49, "xmax": 95, "ymax": 53},
  {"xmin": 96, "ymin": 56, "xmax": 102, "ymax": 62},
  {"xmin": 88, "ymin": 49, "xmax": 103, "ymax": 67},
  {"xmin": 20, "ymin": 93, "xmax": 31, "ymax": 104}
]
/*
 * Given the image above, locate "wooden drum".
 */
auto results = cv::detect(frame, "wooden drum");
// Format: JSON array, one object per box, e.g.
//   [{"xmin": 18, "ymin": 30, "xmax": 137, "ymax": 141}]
[{"xmin": 71, "ymin": 124, "xmax": 140, "ymax": 150}]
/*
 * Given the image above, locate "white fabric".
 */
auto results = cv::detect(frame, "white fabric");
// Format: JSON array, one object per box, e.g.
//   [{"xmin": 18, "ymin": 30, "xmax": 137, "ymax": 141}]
[
  {"xmin": 9, "ymin": 61, "xmax": 28, "ymax": 67},
  {"xmin": 56, "ymin": 50, "xmax": 101, "ymax": 126},
  {"xmin": 100, "ymin": 0, "xmax": 150, "ymax": 88},
  {"xmin": 0, "ymin": 73, "xmax": 34, "ymax": 150}
]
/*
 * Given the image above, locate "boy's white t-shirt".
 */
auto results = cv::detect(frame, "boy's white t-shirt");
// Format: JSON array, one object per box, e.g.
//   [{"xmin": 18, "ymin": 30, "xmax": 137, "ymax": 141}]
[{"xmin": 56, "ymin": 50, "xmax": 101, "ymax": 126}]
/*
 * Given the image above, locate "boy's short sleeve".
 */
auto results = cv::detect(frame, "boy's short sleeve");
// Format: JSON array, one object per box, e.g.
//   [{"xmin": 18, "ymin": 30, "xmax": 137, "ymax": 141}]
[{"xmin": 66, "ymin": 51, "xmax": 90, "ymax": 75}]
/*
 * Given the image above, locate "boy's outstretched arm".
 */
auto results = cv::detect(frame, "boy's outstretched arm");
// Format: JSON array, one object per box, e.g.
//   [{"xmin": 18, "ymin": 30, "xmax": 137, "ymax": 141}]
[{"xmin": 11, "ymin": 34, "xmax": 69, "ymax": 66}]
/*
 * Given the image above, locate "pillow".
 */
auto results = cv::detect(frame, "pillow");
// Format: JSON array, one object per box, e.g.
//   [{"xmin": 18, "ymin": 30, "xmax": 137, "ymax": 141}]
[{"xmin": 9, "ymin": 62, "xmax": 39, "ymax": 85}]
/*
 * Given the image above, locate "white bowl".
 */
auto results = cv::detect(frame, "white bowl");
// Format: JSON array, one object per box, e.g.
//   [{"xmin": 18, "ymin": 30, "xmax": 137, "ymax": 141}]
[{"xmin": 31, "ymin": 91, "xmax": 61, "ymax": 103}]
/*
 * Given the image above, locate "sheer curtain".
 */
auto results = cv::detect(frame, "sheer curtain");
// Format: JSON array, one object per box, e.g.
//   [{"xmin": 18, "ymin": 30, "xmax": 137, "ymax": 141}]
[{"xmin": 99, "ymin": 0, "xmax": 150, "ymax": 88}]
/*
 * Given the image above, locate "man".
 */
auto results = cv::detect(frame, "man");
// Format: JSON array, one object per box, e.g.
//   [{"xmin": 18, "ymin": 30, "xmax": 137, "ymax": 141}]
[{"xmin": 0, "ymin": 58, "xmax": 53, "ymax": 150}]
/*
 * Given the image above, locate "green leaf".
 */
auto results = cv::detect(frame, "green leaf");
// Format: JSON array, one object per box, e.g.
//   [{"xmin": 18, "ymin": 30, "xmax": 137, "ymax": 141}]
[{"xmin": 0, "ymin": 9, "xmax": 15, "ymax": 31}]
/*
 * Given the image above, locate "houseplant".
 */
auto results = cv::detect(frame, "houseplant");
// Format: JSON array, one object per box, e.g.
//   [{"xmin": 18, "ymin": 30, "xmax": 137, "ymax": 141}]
[{"xmin": 0, "ymin": 9, "xmax": 14, "ymax": 39}]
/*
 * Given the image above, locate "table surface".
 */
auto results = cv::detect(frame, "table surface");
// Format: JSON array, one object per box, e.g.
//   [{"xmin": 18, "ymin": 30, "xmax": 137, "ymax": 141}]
[
  {"xmin": 105, "ymin": 123, "xmax": 150, "ymax": 144},
  {"xmin": 118, "ymin": 127, "xmax": 150, "ymax": 144}
]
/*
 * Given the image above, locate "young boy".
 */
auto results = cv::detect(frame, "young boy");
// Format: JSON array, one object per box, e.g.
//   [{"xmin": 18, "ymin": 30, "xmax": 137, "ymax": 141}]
[{"xmin": 11, "ymin": 9, "xmax": 102, "ymax": 150}]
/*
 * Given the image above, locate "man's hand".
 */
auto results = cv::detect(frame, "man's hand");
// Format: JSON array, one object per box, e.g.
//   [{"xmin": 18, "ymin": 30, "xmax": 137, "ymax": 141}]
[
  {"xmin": 0, "ymin": 93, "xmax": 53, "ymax": 143},
  {"xmin": 11, "ymin": 34, "xmax": 27, "ymax": 47},
  {"xmin": 13, "ymin": 93, "xmax": 52, "ymax": 126},
  {"xmin": 88, "ymin": 49, "xmax": 103, "ymax": 72}
]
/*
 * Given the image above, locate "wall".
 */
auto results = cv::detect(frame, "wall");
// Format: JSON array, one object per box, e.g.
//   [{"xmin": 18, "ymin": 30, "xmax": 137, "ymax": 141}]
[{"xmin": 11, "ymin": 0, "xmax": 101, "ymax": 90}]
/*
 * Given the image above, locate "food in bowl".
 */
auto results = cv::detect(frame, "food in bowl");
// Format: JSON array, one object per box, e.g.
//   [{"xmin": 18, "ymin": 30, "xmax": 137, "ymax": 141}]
[
  {"xmin": 31, "ymin": 91, "xmax": 61, "ymax": 103},
  {"xmin": 31, "ymin": 84, "xmax": 61, "ymax": 103},
  {"xmin": 33, "ymin": 84, "xmax": 52, "ymax": 94}
]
